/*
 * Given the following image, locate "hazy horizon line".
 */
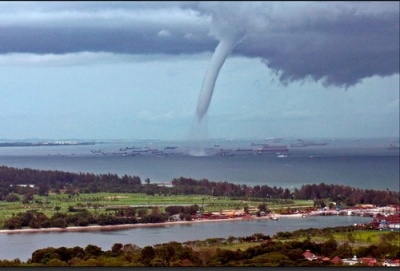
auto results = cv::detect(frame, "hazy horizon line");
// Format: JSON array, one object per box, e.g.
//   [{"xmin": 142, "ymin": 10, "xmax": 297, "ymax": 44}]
[{"xmin": 0, "ymin": 136, "xmax": 399, "ymax": 143}]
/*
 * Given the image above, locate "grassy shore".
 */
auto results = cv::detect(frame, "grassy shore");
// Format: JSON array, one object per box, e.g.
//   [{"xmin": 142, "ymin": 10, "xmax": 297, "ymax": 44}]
[{"xmin": 0, "ymin": 192, "xmax": 314, "ymax": 228}]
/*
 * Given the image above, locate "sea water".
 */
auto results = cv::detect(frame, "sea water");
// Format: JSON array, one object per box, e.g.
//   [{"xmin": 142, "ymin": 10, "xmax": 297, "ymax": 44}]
[{"xmin": 0, "ymin": 138, "xmax": 398, "ymax": 190}]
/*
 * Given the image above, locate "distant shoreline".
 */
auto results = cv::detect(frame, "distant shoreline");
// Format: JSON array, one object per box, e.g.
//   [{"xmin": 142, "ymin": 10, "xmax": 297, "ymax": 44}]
[
  {"xmin": 0, "ymin": 216, "xmax": 273, "ymax": 235},
  {"xmin": 0, "ymin": 142, "xmax": 95, "ymax": 147}
]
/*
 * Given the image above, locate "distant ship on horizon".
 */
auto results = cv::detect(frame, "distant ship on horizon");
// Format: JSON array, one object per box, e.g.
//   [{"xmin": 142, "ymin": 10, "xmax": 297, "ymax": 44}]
[
  {"xmin": 289, "ymin": 139, "xmax": 328, "ymax": 147},
  {"xmin": 256, "ymin": 144, "xmax": 289, "ymax": 154}
]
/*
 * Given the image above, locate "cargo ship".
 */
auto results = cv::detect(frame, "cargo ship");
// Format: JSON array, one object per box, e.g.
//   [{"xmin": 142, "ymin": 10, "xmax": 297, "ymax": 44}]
[
  {"xmin": 256, "ymin": 144, "xmax": 289, "ymax": 154},
  {"xmin": 290, "ymin": 139, "xmax": 328, "ymax": 147}
]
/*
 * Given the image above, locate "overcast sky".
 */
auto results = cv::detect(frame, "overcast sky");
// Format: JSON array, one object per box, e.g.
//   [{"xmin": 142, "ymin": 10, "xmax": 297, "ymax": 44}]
[{"xmin": 0, "ymin": 1, "xmax": 399, "ymax": 141}]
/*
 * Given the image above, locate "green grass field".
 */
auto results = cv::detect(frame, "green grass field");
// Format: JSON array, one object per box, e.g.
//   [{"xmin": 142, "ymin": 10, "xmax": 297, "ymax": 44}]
[
  {"xmin": 192, "ymin": 230, "xmax": 399, "ymax": 252},
  {"xmin": 0, "ymin": 192, "xmax": 314, "ymax": 228}
]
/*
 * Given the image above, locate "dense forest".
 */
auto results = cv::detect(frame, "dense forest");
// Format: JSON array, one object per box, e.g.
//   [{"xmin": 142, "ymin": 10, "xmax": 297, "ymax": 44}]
[
  {"xmin": 0, "ymin": 166, "xmax": 398, "ymax": 206},
  {"xmin": 0, "ymin": 226, "xmax": 399, "ymax": 266}
]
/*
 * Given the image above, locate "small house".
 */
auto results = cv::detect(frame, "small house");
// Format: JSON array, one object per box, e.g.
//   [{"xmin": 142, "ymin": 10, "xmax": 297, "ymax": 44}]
[
  {"xmin": 303, "ymin": 250, "xmax": 317, "ymax": 261},
  {"xmin": 359, "ymin": 257, "xmax": 377, "ymax": 266},
  {"xmin": 330, "ymin": 256, "xmax": 343, "ymax": 265}
]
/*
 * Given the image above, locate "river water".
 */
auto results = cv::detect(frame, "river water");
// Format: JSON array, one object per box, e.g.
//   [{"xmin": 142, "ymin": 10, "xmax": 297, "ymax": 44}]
[{"xmin": 0, "ymin": 215, "xmax": 372, "ymax": 261}]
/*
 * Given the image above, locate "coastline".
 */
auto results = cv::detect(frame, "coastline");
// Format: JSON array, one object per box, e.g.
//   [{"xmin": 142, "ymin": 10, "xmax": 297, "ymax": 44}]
[
  {"xmin": 0, "ymin": 216, "xmax": 273, "ymax": 235},
  {"xmin": 0, "ymin": 212, "xmax": 371, "ymax": 235}
]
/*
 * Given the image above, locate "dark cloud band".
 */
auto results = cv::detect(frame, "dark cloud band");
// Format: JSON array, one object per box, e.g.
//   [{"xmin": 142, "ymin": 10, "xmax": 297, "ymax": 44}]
[{"xmin": 0, "ymin": 1, "xmax": 398, "ymax": 87}]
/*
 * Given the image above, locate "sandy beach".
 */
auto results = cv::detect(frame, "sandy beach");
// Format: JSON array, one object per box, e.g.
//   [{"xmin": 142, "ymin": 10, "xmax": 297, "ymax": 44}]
[{"xmin": 0, "ymin": 215, "xmax": 275, "ymax": 235}]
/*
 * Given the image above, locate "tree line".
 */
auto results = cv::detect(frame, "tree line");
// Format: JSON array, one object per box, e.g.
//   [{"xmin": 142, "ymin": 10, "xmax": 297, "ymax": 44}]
[
  {"xmin": 3, "ymin": 204, "xmax": 202, "ymax": 230},
  {"xmin": 0, "ymin": 166, "xmax": 398, "ymax": 206}
]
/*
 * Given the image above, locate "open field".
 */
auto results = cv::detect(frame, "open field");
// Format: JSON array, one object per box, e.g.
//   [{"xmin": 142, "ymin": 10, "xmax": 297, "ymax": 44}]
[
  {"xmin": 191, "ymin": 230, "xmax": 399, "ymax": 251},
  {"xmin": 271, "ymin": 230, "xmax": 400, "ymax": 249}
]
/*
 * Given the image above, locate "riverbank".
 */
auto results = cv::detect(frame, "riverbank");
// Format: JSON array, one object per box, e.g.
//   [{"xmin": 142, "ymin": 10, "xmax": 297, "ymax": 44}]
[
  {"xmin": 0, "ymin": 211, "xmax": 379, "ymax": 235},
  {"xmin": 0, "ymin": 215, "xmax": 274, "ymax": 234}
]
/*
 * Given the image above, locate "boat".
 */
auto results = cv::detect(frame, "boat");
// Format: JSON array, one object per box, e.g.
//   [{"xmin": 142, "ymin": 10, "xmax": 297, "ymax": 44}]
[
  {"xmin": 290, "ymin": 139, "xmax": 327, "ymax": 147},
  {"xmin": 251, "ymin": 143, "xmax": 265, "ymax": 146},
  {"xmin": 235, "ymin": 148, "xmax": 255, "ymax": 155},
  {"xmin": 256, "ymin": 144, "xmax": 289, "ymax": 154},
  {"xmin": 215, "ymin": 149, "xmax": 235, "ymax": 156},
  {"xmin": 164, "ymin": 146, "xmax": 178, "ymax": 150},
  {"xmin": 269, "ymin": 214, "xmax": 279, "ymax": 221},
  {"xmin": 276, "ymin": 153, "xmax": 288, "ymax": 158}
]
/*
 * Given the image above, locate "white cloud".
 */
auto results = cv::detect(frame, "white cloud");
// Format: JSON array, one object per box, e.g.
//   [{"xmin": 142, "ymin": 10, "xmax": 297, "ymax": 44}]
[
  {"xmin": 0, "ymin": 52, "xmax": 213, "ymax": 67},
  {"xmin": 157, "ymin": 29, "xmax": 171, "ymax": 37},
  {"xmin": 0, "ymin": 52, "xmax": 131, "ymax": 66}
]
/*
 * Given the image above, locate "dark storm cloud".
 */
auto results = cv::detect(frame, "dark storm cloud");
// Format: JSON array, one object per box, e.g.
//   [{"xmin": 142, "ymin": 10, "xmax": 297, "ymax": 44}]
[
  {"xmin": 0, "ymin": 1, "xmax": 213, "ymax": 54},
  {"xmin": 1, "ymin": 1, "xmax": 398, "ymax": 87},
  {"xmin": 0, "ymin": 26, "xmax": 214, "ymax": 55},
  {"xmin": 235, "ymin": 5, "xmax": 399, "ymax": 87}
]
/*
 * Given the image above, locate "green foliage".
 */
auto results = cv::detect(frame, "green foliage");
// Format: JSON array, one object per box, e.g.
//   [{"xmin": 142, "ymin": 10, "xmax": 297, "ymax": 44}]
[
  {"xmin": 1, "ymin": 228, "xmax": 399, "ymax": 267},
  {"xmin": 4, "ymin": 193, "xmax": 20, "ymax": 202},
  {"xmin": 334, "ymin": 242, "xmax": 353, "ymax": 258},
  {"xmin": 275, "ymin": 231, "xmax": 293, "ymax": 240},
  {"xmin": 140, "ymin": 246, "xmax": 155, "ymax": 266},
  {"xmin": 140, "ymin": 213, "xmax": 168, "ymax": 224},
  {"xmin": 320, "ymin": 237, "xmax": 338, "ymax": 257}
]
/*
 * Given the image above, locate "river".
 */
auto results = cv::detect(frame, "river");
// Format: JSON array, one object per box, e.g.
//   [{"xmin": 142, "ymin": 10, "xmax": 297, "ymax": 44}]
[{"xmin": 0, "ymin": 215, "xmax": 372, "ymax": 261}]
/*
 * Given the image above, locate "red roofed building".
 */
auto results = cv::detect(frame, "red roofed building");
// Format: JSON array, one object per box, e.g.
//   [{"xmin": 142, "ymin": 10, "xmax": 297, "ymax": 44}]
[
  {"xmin": 303, "ymin": 249, "xmax": 317, "ymax": 261},
  {"xmin": 331, "ymin": 256, "xmax": 343, "ymax": 265},
  {"xmin": 360, "ymin": 257, "xmax": 377, "ymax": 266}
]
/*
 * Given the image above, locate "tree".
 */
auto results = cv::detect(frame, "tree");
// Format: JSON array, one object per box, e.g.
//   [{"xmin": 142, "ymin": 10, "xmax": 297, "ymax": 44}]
[
  {"xmin": 22, "ymin": 192, "xmax": 34, "ymax": 203},
  {"xmin": 140, "ymin": 246, "xmax": 155, "ymax": 265},
  {"xmin": 38, "ymin": 184, "xmax": 49, "ymax": 196},
  {"xmin": 347, "ymin": 233, "xmax": 355, "ymax": 244},
  {"xmin": 122, "ymin": 244, "xmax": 141, "ymax": 263},
  {"xmin": 137, "ymin": 209, "xmax": 148, "ymax": 218},
  {"xmin": 335, "ymin": 242, "xmax": 353, "ymax": 259},
  {"xmin": 320, "ymin": 237, "xmax": 338, "ymax": 257},
  {"xmin": 84, "ymin": 245, "xmax": 103, "ymax": 259},
  {"xmin": 111, "ymin": 243, "xmax": 123, "ymax": 255},
  {"xmin": 243, "ymin": 204, "xmax": 249, "ymax": 214},
  {"xmin": 182, "ymin": 213, "xmax": 193, "ymax": 221},
  {"xmin": 345, "ymin": 198, "xmax": 356, "ymax": 207},
  {"xmin": 4, "ymin": 217, "xmax": 22, "ymax": 229},
  {"xmin": 51, "ymin": 217, "xmax": 67, "ymax": 228},
  {"xmin": 4, "ymin": 193, "xmax": 20, "ymax": 202},
  {"xmin": 258, "ymin": 203, "xmax": 268, "ymax": 212},
  {"xmin": 151, "ymin": 206, "xmax": 160, "ymax": 215}
]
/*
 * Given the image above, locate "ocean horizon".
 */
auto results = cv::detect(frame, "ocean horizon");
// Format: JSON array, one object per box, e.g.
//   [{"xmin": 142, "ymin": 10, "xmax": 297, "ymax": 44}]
[{"xmin": 0, "ymin": 137, "xmax": 398, "ymax": 191}]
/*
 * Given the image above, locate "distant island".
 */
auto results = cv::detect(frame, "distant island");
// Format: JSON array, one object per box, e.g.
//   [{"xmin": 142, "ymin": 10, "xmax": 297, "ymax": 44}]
[{"xmin": 0, "ymin": 141, "xmax": 96, "ymax": 147}]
